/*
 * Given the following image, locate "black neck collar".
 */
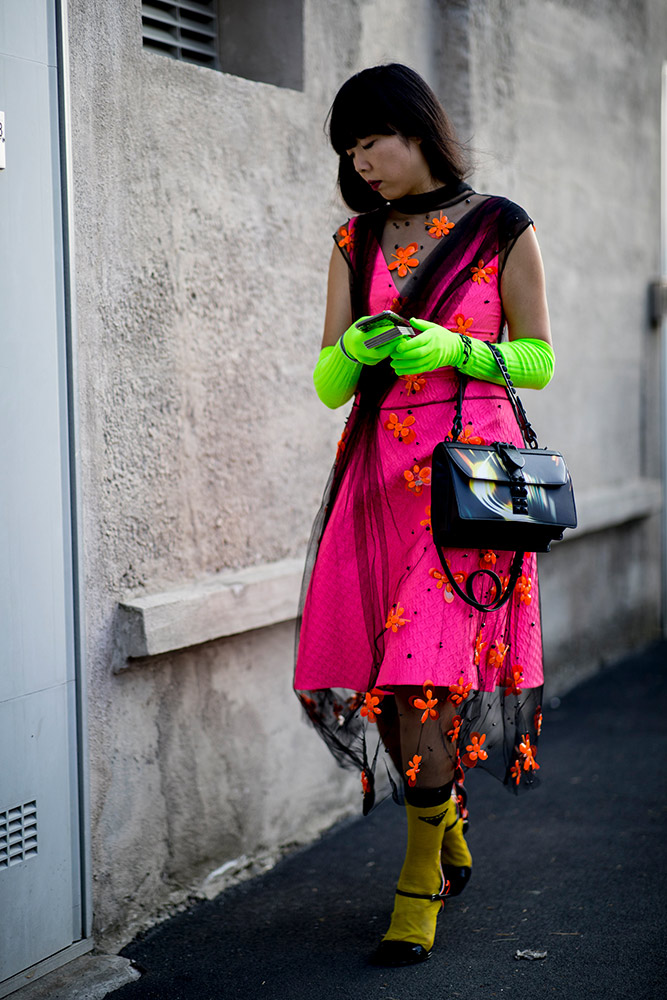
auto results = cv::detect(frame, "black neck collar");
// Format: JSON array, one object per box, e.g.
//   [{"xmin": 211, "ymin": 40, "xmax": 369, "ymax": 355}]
[{"xmin": 388, "ymin": 180, "xmax": 473, "ymax": 215}]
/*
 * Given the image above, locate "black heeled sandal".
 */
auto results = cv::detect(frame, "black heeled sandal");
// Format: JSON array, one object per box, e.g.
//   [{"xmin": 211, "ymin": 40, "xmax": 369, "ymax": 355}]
[
  {"xmin": 441, "ymin": 862, "xmax": 472, "ymax": 896},
  {"xmin": 370, "ymin": 887, "xmax": 448, "ymax": 967},
  {"xmin": 440, "ymin": 785, "xmax": 472, "ymax": 897}
]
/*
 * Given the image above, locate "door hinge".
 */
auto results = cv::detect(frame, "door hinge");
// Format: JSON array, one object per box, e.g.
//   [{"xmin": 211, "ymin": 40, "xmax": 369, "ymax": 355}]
[{"xmin": 649, "ymin": 278, "xmax": 667, "ymax": 327}]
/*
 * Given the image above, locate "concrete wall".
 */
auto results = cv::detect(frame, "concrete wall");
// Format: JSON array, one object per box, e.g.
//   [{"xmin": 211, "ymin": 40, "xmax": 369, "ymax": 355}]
[
  {"xmin": 66, "ymin": 0, "xmax": 665, "ymax": 945},
  {"xmin": 67, "ymin": 0, "xmax": 445, "ymax": 946},
  {"xmin": 435, "ymin": 0, "xmax": 665, "ymax": 684}
]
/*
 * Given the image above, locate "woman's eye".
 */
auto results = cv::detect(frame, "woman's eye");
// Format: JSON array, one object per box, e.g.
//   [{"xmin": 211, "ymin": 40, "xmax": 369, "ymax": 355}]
[{"xmin": 362, "ymin": 141, "xmax": 375, "ymax": 150}]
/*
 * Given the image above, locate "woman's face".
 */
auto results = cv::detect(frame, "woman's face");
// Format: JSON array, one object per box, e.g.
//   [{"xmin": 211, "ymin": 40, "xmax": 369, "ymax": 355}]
[{"xmin": 345, "ymin": 133, "xmax": 436, "ymax": 200}]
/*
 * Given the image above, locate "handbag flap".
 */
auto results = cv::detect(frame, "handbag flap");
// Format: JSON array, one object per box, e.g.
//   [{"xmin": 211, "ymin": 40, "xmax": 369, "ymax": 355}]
[{"xmin": 445, "ymin": 444, "xmax": 570, "ymax": 486}]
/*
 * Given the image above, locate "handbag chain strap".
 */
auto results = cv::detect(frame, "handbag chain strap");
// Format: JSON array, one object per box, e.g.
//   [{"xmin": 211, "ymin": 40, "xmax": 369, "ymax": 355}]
[
  {"xmin": 450, "ymin": 374, "xmax": 469, "ymax": 441},
  {"xmin": 437, "ymin": 546, "xmax": 525, "ymax": 613},
  {"xmin": 485, "ymin": 343, "xmax": 540, "ymax": 449}
]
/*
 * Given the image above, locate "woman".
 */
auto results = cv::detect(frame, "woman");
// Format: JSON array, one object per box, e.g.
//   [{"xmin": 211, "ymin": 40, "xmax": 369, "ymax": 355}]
[{"xmin": 294, "ymin": 64, "xmax": 553, "ymax": 967}]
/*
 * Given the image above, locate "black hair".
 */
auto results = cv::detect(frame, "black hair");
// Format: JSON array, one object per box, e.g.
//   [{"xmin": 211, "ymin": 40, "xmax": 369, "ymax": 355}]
[{"xmin": 327, "ymin": 63, "xmax": 470, "ymax": 213}]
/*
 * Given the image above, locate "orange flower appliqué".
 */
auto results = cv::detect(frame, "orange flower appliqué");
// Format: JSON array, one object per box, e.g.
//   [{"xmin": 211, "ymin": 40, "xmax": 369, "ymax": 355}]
[
  {"xmin": 404, "ymin": 465, "xmax": 431, "ymax": 495},
  {"xmin": 459, "ymin": 422, "xmax": 485, "ymax": 446},
  {"xmin": 444, "ymin": 569, "xmax": 466, "ymax": 604},
  {"xmin": 300, "ymin": 695, "xmax": 317, "ymax": 719},
  {"xmin": 401, "ymin": 373, "xmax": 427, "ymax": 395},
  {"xmin": 360, "ymin": 691, "xmax": 383, "ymax": 723},
  {"xmin": 474, "ymin": 633, "xmax": 488, "ymax": 666},
  {"xmin": 516, "ymin": 574, "xmax": 533, "ymax": 605},
  {"xmin": 509, "ymin": 761, "xmax": 522, "ymax": 786},
  {"xmin": 385, "ymin": 412, "xmax": 416, "ymax": 444},
  {"xmin": 518, "ymin": 733, "xmax": 540, "ymax": 772},
  {"xmin": 361, "ymin": 770, "xmax": 371, "ymax": 795},
  {"xmin": 504, "ymin": 666, "xmax": 524, "ymax": 697},
  {"xmin": 337, "ymin": 225, "xmax": 354, "ymax": 251},
  {"xmin": 388, "ymin": 242, "xmax": 420, "ymax": 277},
  {"xmin": 406, "ymin": 754, "xmax": 423, "ymax": 786},
  {"xmin": 487, "ymin": 640, "xmax": 508, "ymax": 668},
  {"xmin": 426, "ymin": 214, "xmax": 455, "ymax": 239},
  {"xmin": 479, "ymin": 549, "xmax": 497, "ymax": 569},
  {"xmin": 420, "ymin": 506, "xmax": 432, "ymax": 532},
  {"xmin": 429, "ymin": 567, "xmax": 446, "ymax": 590},
  {"xmin": 335, "ymin": 426, "xmax": 347, "ymax": 462},
  {"xmin": 534, "ymin": 706, "xmax": 543, "ymax": 737},
  {"xmin": 385, "ymin": 604, "xmax": 410, "ymax": 632},
  {"xmin": 413, "ymin": 680, "xmax": 440, "ymax": 723},
  {"xmin": 447, "ymin": 715, "xmax": 462, "ymax": 742},
  {"xmin": 462, "ymin": 732, "xmax": 489, "ymax": 768},
  {"xmin": 471, "ymin": 259, "xmax": 498, "ymax": 284},
  {"xmin": 454, "ymin": 314, "xmax": 473, "ymax": 335},
  {"xmin": 449, "ymin": 675, "xmax": 473, "ymax": 705}
]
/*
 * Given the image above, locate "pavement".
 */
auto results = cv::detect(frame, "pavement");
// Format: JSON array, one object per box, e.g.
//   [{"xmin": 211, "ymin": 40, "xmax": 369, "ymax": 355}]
[
  {"xmin": 40, "ymin": 641, "xmax": 667, "ymax": 1000},
  {"xmin": 9, "ymin": 957, "xmax": 140, "ymax": 1000}
]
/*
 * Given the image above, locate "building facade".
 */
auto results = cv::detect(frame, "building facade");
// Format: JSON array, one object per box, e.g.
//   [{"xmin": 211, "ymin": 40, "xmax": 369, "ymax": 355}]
[{"xmin": 1, "ymin": 0, "xmax": 665, "ymax": 991}]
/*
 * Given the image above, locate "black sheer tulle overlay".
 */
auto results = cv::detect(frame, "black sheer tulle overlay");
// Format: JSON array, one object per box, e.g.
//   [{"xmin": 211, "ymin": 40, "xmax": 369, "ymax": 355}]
[{"xmin": 295, "ymin": 190, "xmax": 544, "ymax": 814}]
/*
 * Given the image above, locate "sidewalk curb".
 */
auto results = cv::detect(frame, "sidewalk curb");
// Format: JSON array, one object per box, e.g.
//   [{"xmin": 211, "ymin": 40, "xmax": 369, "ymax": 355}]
[{"xmin": 9, "ymin": 955, "xmax": 140, "ymax": 1000}]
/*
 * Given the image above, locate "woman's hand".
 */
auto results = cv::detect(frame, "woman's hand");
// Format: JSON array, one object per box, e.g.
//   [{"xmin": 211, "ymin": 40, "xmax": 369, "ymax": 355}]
[
  {"xmin": 389, "ymin": 318, "xmax": 463, "ymax": 375},
  {"xmin": 342, "ymin": 316, "xmax": 407, "ymax": 366}
]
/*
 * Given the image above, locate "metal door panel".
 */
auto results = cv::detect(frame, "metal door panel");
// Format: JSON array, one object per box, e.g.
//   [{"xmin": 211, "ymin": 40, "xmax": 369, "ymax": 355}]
[
  {"xmin": 0, "ymin": 55, "xmax": 71, "ymax": 704},
  {"xmin": 0, "ymin": 0, "xmax": 84, "ymax": 986},
  {"xmin": 0, "ymin": 684, "xmax": 80, "ymax": 981},
  {"xmin": 0, "ymin": 0, "xmax": 56, "ymax": 65}
]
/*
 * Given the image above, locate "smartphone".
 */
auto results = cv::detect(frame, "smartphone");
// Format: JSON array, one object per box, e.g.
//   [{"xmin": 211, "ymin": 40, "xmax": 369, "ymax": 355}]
[
  {"xmin": 355, "ymin": 310, "xmax": 410, "ymax": 332},
  {"xmin": 355, "ymin": 310, "xmax": 414, "ymax": 349}
]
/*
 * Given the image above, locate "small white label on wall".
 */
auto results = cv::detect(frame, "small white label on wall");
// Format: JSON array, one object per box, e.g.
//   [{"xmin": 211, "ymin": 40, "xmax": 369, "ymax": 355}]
[{"xmin": 0, "ymin": 112, "xmax": 5, "ymax": 169}]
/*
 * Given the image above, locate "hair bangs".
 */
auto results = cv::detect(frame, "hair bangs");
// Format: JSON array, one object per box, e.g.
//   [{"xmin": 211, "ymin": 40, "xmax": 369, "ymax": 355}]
[{"xmin": 328, "ymin": 73, "xmax": 397, "ymax": 155}]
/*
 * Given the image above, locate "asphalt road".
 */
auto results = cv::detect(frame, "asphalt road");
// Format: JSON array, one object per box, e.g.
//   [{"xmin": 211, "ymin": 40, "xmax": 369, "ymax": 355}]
[{"xmin": 110, "ymin": 641, "xmax": 667, "ymax": 1000}]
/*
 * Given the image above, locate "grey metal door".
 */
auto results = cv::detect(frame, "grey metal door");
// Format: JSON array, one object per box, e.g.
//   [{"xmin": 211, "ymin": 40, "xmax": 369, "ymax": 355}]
[{"xmin": 0, "ymin": 0, "xmax": 85, "ymax": 986}]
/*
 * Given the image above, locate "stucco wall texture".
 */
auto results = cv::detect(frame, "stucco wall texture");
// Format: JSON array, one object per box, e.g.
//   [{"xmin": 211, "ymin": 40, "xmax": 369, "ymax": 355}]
[{"xmin": 67, "ymin": 0, "xmax": 666, "ymax": 944}]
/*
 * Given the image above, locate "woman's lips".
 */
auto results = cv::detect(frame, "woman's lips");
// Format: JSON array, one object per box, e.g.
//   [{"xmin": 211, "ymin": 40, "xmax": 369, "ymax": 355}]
[{"xmin": 368, "ymin": 180, "xmax": 382, "ymax": 191}]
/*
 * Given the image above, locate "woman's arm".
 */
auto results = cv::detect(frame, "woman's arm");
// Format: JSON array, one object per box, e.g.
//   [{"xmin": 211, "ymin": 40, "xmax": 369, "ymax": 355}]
[
  {"xmin": 313, "ymin": 247, "xmax": 360, "ymax": 408},
  {"xmin": 500, "ymin": 226, "xmax": 552, "ymax": 346},
  {"xmin": 314, "ymin": 246, "xmax": 408, "ymax": 407},
  {"xmin": 390, "ymin": 225, "xmax": 555, "ymax": 389},
  {"xmin": 322, "ymin": 245, "xmax": 353, "ymax": 348}
]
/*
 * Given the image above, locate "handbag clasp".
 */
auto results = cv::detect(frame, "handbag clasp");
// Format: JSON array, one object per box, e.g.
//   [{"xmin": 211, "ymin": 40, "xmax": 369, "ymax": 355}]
[
  {"xmin": 495, "ymin": 443, "xmax": 529, "ymax": 515},
  {"xmin": 495, "ymin": 442, "xmax": 525, "ymax": 473}
]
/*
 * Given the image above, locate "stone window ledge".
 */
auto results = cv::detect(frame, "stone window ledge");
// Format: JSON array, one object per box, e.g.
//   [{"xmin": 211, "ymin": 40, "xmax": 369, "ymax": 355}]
[
  {"xmin": 567, "ymin": 477, "xmax": 661, "ymax": 539},
  {"xmin": 118, "ymin": 558, "xmax": 304, "ymax": 661},
  {"xmin": 118, "ymin": 479, "xmax": 661, "ymax": 661}
]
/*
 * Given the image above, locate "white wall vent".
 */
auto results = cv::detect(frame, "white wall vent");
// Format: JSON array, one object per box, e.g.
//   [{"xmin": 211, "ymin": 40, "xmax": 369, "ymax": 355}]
[
  {"xmin": 141, "ymin": 1, "xmax": 219, "ymax": 68},
  {"xmin": 0, "ymin": 800, "xmax": 38, "ymax": 869}
]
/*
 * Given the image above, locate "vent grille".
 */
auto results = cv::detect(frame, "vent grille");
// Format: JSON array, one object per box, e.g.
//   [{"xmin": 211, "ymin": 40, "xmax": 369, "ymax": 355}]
[
  {"xmin": 0, "ymin": 800, "xmax": 38, "ymax": 869},
  {"xmin": 142, "ymin": 1, "xmax": 218, "ymax": 67}
]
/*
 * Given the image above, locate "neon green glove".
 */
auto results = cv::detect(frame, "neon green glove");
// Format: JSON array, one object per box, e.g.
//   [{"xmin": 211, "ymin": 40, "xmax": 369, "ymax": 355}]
[
  {"xmin": 389, "ymin": 319, "xmax": 462, "ymax": 374},
  {"xmin": 313, "ymin": 314, "xmax": 409, "ymax": 409},
  {"xmin": 341, "ymin": 316, "xmax": 408, "ymax": 366},
  {"xmin": 313, "ymin": 344, "xmax": 360, "ymax": 409},
  {"xmin": 390, "ymin": 318, "xmax": 554, "ymax": 389}
]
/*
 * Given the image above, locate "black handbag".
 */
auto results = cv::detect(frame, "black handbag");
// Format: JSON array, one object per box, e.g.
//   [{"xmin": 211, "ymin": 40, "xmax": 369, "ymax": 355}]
[{"xmin": 431, "ymin": 344, "xmax": 577, "ymax": 612}]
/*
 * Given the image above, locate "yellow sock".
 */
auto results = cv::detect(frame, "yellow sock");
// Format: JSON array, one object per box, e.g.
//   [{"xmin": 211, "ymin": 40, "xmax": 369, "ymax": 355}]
[
  {"xmin": 440, "ymin": 799, "xmax": 472, "ymax": 868},
  {"xmin": 382, "ymin": 800, "xmax": 448, "ymax": 949},
  {"xmin": 440, "ymin": 797, "xmax": 472, "ymax": 869}
]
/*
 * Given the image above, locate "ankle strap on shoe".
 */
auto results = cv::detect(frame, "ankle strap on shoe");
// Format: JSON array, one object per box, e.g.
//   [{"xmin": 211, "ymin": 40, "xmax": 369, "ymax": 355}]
[{"xmin": 395, "ymin": 888, "xmax": 448, "ymax": 902}]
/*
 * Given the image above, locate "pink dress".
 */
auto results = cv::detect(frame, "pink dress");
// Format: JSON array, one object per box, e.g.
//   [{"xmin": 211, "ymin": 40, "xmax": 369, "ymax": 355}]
[{"xmin": 295, "ymin": 187, "xmax": 544, "ymax": 809}]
